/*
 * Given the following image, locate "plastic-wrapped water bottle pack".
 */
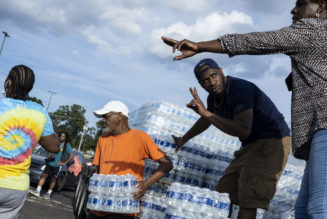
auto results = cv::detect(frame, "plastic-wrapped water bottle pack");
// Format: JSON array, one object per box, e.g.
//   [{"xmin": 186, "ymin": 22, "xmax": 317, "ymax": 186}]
[
  {"xmin": 86, "ymin": 173, "xmax": 140, "ymax": 213},
  {"xmin": 164, "ymin": 183, "xmax": 230, "ymax": 219},
  {"xmin": 139, "ymin": 182, "xmax": 169, "ymax": 219},
  {"xmin": 144, "ymin": 135, "xmax": 233, "ymax": 190},
  {"xmin": 129, "ymin": 101, "xmax": 304, "ymax": 219}
]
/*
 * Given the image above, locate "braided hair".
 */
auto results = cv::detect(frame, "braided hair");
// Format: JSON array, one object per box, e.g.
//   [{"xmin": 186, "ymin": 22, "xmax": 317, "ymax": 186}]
[{"xmin": 5, "ymin": 65, "xmax": 35, "ymax": 100}]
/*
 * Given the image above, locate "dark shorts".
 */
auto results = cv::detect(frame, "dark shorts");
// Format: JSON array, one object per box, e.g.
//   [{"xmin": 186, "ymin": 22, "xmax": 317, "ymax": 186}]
[
  {"xmin": 216, "ymin": 136, "xmax": 291, "ymax": 209},
  {"xmin": 43, "ymin": 164, "xmax": 60, "ymax": 178}
]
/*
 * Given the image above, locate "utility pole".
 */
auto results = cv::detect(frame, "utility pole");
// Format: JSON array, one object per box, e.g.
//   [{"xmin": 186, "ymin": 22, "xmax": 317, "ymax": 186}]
[
  {"xmin": 46, "ymin": 91, "xmax": 56, "ymax": 111},
  {"xmin": 0, "ymin": 31, "xmax": 10, "ymax": 55},
  {"xmin": 78, "ymin": 120, "xmax": 88, "ymax": 152}
]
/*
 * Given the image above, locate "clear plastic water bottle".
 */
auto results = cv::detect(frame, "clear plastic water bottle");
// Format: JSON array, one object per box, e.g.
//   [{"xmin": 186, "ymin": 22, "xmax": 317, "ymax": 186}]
[
  {"xmin": 131, "ymin": 197, "xmax": 140, "ymax": 213},
  {"xmin": 124, "ymin": 174, "xmax": 138, "ymax": 193},
  {"xmin": 92, "ymin": 194, "xmax": 100, "ymax": 210},
  {"xmin": 88, "ymin": 174, "xmax": 96, "ymax": 192},
  {"xmin": 106, "ymin": 197, "xmax": 114, "ymax": 212},
  {"xmin": 99, "ymin": 195, "xmax": 107, "ymax": 211},
  {"xmin": 115, "ymin": 196, "xmax": 122, "ymax": 213},
  {"xmin": 97, "ymin": 174, "xmax": 105, "ymax": 193},
  {"xmin": 110, "ymin": 175, "xmax": 118, "ymax": 193},
  {"xmin": 86, "ymin": 193, "xmax": 94, "ymax": 210},
  {"xmin": 121, "ymin": 196, "xmax": 130, "ymax": 213},
  {"xmin": 101, "ymin": 175, "xmax": 110, "ymax": 195}
]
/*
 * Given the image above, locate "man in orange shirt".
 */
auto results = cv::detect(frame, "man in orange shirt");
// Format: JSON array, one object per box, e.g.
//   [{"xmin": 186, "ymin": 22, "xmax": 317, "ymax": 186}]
[{"xmin": 90, "ymin": 101, "xmax": 173, "ymax": 219}]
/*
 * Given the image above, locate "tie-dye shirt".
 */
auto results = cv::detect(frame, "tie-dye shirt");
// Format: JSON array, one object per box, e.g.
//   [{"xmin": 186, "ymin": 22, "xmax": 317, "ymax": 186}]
[{"xmin": 0, "ymin": 98, "xmax": 54, "ymax": 191}]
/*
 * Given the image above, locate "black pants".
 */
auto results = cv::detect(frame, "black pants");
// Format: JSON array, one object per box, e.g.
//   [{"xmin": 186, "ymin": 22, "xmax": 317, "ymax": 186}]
[{"xmin": 87, "ymin": 213, "xmax": 134, "ymax": 219}]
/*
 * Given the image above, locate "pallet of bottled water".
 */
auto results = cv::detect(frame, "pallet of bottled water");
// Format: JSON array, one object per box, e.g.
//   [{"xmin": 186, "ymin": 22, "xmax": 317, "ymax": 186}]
[
  {"xmin": 129, "ymin": 101, "xmax": 305, "ymax": 218},
  {"xmin": 86, "ymin": 174, "xmax": 140, "ymax": 214},
  {"xmin": 144, "ymin": 135, "xmax": 233, "ymax": 190},
  {"xmin": 129, "ymin": 101, "xmax": 241, "ymax": 152}
]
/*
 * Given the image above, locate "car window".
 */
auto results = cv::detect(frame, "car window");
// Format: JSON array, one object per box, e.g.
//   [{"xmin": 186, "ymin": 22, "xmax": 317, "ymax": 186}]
[{"xmin": 33, "ymin": 147, "xmax": 49, "ymax": 157}]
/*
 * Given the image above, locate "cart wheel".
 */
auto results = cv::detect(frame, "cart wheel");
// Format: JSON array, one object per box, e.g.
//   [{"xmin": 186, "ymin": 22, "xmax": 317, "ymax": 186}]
[
  {"xmin": 75, "ymin": 174, "xmax": 84, "ymax": 200},
  {"xmin": 74, "ymin": 179, "xmax": 88, "ymax": 216},
  {"xmin": 56, "ymin": 172, "xmax": 66, "ymax": 192},
  {"xmin": 75, "ymin": 183, "xmax": 88, "ymax": 219}
]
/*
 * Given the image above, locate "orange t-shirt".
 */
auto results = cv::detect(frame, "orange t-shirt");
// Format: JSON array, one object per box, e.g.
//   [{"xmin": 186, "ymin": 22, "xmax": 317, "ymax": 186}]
[{"xmin": 92, "ymin": 129, "xmax": 165, "ymax": 181}]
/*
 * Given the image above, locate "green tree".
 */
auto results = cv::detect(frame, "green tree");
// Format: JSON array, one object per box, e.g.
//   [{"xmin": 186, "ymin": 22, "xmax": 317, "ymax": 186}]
[
  {"xmin": 49, "ymin": 104, "xmax": 87, "ymax": 147},
  {"xmin": 94, "ymin": 120, "xmax": 104, "ymax": 142},
  {"xmin": 28, "ymin": 96, "xmax": 44, "ymax": 106},
  {"xmin": 78, "ymin": 120, "xmax": 104, "ymax": 152}
]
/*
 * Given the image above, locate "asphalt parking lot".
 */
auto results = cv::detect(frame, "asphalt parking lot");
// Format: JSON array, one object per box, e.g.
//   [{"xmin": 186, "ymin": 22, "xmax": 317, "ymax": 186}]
[{"xmin": 19, "ymin": 185, "xmax": 76, "ymax": 219}]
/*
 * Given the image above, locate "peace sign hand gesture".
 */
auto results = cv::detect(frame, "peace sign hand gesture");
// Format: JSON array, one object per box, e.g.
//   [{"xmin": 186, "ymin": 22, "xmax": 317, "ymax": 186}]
[{"xmin": 186, "ymin": 87, "xmax": 209, "ymax": 117}]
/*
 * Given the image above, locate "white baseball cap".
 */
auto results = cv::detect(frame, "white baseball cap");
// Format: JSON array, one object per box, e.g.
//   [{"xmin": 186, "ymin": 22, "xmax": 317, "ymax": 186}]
[{"xmin": 93, "ymin": 101, "xmax": 129, "ymax": 118}]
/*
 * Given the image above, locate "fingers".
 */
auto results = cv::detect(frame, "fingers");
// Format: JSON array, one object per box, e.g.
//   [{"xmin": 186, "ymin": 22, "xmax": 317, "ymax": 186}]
[
  {"xmin": 173, "ymin": 54, "xmax": 188, "ymax": 61},
  {"xmin": 193, "ymin": 87, "xmax": 199, "ymax": 98},
  {"xmin": 161, "ymin": 36, "xmax": 178, "ymax": 47},
  {"xmin": 177, "ymin": 39, "xmax": 187, "ymax": 51},
  {"xmin": 189, "ymin": 87, "xmax": 195, "ymax": 97},
  {"xmin": 189, "ymin": 87, "xmax": 200, "ymax": 100}
]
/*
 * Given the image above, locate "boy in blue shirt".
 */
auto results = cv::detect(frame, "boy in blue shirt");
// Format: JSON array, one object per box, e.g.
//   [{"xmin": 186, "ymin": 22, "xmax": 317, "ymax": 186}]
[{"xmin": 30, "ymin": 131, "xmax": 74, "ymax": 199}]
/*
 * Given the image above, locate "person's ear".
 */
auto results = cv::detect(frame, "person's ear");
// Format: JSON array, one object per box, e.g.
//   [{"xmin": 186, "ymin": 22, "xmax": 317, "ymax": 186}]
[
  {"xmin": 118, "ymin": 112, "xmax": 124, "ymax": 120},
  {"xmin": 4, "ymin": 79, "xmax": 12, "ymax": 97}
]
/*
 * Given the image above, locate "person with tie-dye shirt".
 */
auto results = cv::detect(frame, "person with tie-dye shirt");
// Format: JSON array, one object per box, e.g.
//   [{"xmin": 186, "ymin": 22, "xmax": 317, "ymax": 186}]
[{"xmin": 0, "ymin": 65, "xmax": 59, "ymax": 219}]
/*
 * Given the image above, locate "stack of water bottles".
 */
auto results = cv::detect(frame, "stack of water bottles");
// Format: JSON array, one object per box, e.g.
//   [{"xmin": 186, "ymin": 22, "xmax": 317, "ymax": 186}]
[
  {"xmin": 129, "ymin": 101, "xmax": 305, "ymax": 218},
  {"xmin": 86, "ymin": 174, "xmax": 140, "ymax": 214},
  {"xmin": 165, "ymin": 183, "xmax": 230, "ymax": 219},
  {"xmin": 144, "ymin": 135, "xmax": 233, "ymax": 190},
  {"xmin": 129, "ymin": 101, "xmax": 241, "ymax": 151},
  {"xmin": 139, "ymin": 182, "xmax": 169, "ymax": 219}
]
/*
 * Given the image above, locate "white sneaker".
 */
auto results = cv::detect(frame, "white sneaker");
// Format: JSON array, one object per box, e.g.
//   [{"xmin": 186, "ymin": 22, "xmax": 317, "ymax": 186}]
[
  {"xmin": 29, "ymin": 189, "xmax": 40, "ymax": 197},
  {"xmin": 43, "ymin": 193, "xmax": 51, "ymax": 200}
]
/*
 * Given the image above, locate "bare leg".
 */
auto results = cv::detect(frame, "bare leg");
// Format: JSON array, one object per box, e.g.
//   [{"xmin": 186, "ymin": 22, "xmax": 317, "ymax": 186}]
[
  {"xmin": 237, "ymin": 208, "xmax": 257, "ymax": 219},
  {"xmin": 49, "ymin": 176, "xmax": 57, "ymax": 191},
  {"xmin": 38, "ymin": 173, "xmax": 48, "ymax": 188}
]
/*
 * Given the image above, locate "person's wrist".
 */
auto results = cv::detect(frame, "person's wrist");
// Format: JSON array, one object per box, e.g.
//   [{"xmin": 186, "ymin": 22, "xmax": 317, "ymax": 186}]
[
  {"xmin": 197, "ymin": 42, "xmax": 205, "ymax": 52},
  {"xmin": 202, "ymin": 110, "xmax": 211, "ymax": 118}
]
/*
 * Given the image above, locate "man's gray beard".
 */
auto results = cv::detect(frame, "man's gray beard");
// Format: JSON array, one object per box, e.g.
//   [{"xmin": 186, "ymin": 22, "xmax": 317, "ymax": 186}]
[{"xmin": 102, "ymin": 127, "xmax": 111, "ymax": 134}]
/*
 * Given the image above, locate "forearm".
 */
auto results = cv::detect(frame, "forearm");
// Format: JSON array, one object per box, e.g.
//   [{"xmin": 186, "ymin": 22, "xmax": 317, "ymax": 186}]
[
  {"xmin": 198, "ymin": 40, "xmax": 224, "ymax": 53},
  {"xmin": 143, "ymin": 159, "xmax": 173, "ymax": 189},
  {"xmin": 39, "ymin": 134, "xmax": 60, "ymax": 153},
  {"xmin": 63, "ymin": 154, "xmax": 74, "ymax": 164},
  {"xmin": 203, "ymin": 111, "xmax": 249, "ymax": 139},
  {"xmin": 218, "ymin": 27, "xmax": 304, "ymax": 56},
  {"xmin": 182, "ymin": 117, "xmax": 211, "ymax": 143}
]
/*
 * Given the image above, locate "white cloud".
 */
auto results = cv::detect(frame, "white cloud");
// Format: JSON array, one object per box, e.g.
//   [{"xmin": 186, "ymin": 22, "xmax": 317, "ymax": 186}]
[
  {"xmin": 165, "ymin": 0, "xmax": 210, "ymax": 14},
  {"xmin": 266, "ymin": 56, "xmax": 291, "ymax": 76},
  {"xmin": 148, "ymin": 11, "xmax": 253, "ymax": 58},
  {"xmin": 100, "ymin": 7, "xmax": 147, "ymax": 35}
]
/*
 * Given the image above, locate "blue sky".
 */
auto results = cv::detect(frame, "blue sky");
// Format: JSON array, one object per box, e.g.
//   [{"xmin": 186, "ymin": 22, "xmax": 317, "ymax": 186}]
[{"xmin": 0, "ymin": 0, "xmax": 295, "ymax": 128}]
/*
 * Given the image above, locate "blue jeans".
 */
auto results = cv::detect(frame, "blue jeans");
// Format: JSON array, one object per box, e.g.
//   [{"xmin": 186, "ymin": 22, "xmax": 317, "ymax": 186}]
[{"xmin": 295, "ymin": 129, "xmax": 327, "ymax": 219}]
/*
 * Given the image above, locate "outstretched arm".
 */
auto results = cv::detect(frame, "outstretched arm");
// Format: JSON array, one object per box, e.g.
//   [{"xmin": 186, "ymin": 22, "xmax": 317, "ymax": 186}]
[{"xmin": 161, "ymin": 36, "xmax": 223, "ymax": 60}]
